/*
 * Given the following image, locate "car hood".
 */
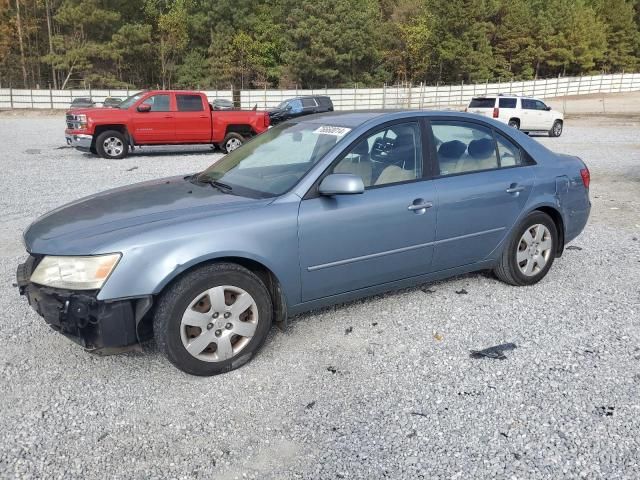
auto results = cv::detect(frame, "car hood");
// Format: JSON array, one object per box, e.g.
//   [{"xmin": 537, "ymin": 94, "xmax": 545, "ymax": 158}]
[{"xmin": 24, "ymin": 175, "xmax": 270, "ymax": 254}]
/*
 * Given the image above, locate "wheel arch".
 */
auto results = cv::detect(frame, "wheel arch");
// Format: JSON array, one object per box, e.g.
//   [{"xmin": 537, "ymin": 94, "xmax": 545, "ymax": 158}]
[
  {"xmin": 93, "ymin": 124, "xmax": 132, "ymax": 148},
  {"xmin": 531, "ymin": 205, "xmax": 565, "ymax": 256},
  {"xmin": 225, "ymin": 124, "xmax": 255, "ymax": 137},
  {"xmin": 150, "ymin": 255, "xmax": 289, "ymax": 329}
]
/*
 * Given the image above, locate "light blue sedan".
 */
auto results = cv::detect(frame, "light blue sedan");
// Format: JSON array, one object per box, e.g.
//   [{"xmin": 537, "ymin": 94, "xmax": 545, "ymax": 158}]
[{"xmin": 16, "ymin": 111, "xmax": 591, "ymax": 375}]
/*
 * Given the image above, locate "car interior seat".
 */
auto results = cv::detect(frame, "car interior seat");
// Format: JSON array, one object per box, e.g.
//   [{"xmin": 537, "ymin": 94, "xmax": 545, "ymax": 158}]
[
  {"xmin": 437, "ymin": 140, "xmax": 467, "ymax": 174},
  {"xmin": 465, "ymin": 138, "xmax": 498, "ymax": 171},
  {"xmin": 374, "ymin": 127, "xmax": 419, "ymax": 185},
  {"xmin": 333, "ymin": 140, "xmax": 373, "ymax": 186}
]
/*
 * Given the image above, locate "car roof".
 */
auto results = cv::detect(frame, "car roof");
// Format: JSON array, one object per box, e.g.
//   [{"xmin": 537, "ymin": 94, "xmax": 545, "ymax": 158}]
[{"xmin": 294, "ymin": 110, "xmax": 479, "ymax": 128}]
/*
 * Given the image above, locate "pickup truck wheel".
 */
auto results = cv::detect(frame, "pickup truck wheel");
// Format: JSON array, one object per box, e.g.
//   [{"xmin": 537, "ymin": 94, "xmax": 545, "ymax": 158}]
[
  {"xmin": 221, "ymin": 133, "xmax": 244, "ymax": 153},
  {"xmin": 96, "ymin": 130, "xmax": 128, "ymax": 159},
  {"xmin": 153, "ymin": 263, "xmax": 273, "ymax": 376}
]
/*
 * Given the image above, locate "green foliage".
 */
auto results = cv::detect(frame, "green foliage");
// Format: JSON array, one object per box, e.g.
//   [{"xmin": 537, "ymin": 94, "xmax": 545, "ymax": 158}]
[{"xmin": 0, "ymin": 0, "xmax": 638, "ymax": 89}]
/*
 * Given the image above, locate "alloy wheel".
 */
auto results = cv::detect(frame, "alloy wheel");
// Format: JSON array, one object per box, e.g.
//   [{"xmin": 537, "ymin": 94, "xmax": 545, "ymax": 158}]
[
  {"xmin": 103, "ymin": 136, "xmax": 124, "ymax": 157},
  {"xmin": 226, "ymin": 138, "xmax": 242, "ymax": 152},
  {"xmin": 516, "ymin": 224, "xmax": 553, "ymax": 276},
  {"xmin": 180, "ymin": 285, "xmax": 258, "ymax": 362}
]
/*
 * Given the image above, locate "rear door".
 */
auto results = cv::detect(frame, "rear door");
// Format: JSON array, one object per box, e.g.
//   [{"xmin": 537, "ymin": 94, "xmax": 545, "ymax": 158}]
[
  {"xmin": 131, "ymin": 93, "xmax": 174, "ymax": 144},
  {"xmin": 174, "ymin": 93, "xmax": 211, "ymax": 143},
  {"xmin": 428, "ymin": 120, "xmax": 535, "ymax": 271},
  {"xmin": 301, "ymin": 97, "xmax": 318, "ymax": 114}
]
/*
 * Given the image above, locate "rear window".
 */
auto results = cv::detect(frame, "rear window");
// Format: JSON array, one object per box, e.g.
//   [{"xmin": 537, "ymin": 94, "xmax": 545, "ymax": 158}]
[
  {"xmin": 499, "ymin": 98, "xmax": 517, "ymax": 108},
  {"xmin": 177, "ymin": 95, "xmax": 204, "ymax": 112},
  {"xmin": 469, "ymin": 98, "xmax": 496, "ymax": 108}
]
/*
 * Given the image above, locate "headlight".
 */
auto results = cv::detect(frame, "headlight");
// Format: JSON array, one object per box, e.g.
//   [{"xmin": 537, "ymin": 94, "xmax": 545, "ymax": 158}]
[
  {"xmin": 75, "ymin": 114, "xmax": 88, "ymax": 128},
  {"xmin": 30, "ymin": 254, "xmax": 121, "ymax": 290}
]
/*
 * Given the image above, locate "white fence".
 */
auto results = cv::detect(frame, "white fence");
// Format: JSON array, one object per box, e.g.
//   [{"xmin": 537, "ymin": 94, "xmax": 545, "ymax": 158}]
[{"xmin": 1, "ymin": 73, "xmax": 639, "ymax": 110}]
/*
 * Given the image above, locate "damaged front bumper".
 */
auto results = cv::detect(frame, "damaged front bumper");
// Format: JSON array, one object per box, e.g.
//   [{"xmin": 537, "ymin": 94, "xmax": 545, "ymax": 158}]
[{"xmin": 16, "ymin": 256, "xmax": 152, "ymax": 353}]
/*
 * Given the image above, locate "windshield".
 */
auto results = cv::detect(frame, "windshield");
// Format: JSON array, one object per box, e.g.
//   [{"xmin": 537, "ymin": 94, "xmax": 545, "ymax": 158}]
[
  {"xmin": 276, "ymin": 101, "xmax": 289, "ymax": 109},
  {"xmin": 118, "ymin": 91, "xmax": 144, "ymax": 109},
  {"xmin": 197, "ymin": 122, "xmax": 351, "ymax": 198}
]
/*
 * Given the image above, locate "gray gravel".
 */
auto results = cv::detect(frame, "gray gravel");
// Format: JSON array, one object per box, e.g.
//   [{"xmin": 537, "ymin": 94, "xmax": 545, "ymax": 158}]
[{"xmin": 0, "ymin": 112, "xmax": 639, "ymax": 479}]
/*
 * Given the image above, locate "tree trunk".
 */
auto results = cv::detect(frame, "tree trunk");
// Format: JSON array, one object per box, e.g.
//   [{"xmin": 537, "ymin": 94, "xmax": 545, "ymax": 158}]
[
  {"xmin": 45, "ymin": 0, "xmax": 57, "ymax": 89},
  {"xmin": 15, "ymin": 0, "xmax": 29, "ymax": 88}
]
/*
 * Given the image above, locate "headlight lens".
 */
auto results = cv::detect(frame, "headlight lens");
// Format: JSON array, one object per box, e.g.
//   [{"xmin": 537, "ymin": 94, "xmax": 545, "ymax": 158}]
[{"xmin": 30, "ymin": 254, "xmax": 121, "ymax": 290}]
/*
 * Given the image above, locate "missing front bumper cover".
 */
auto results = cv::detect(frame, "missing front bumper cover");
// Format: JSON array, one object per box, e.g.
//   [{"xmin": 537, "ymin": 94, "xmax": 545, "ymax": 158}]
[{"xmin": 17, "ymin": 258, "xmax": 151, "ymax": 352}]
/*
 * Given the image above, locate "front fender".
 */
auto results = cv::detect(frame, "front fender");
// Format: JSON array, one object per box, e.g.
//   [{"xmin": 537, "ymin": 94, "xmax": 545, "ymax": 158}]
[{"xmin": 96, "ymin": 200, "xmax": 301, "ymax": 308}]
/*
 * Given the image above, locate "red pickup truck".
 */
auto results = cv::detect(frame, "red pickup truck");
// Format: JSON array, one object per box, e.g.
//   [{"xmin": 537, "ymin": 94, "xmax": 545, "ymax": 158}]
[{"xmin": 65, "ymin": 90, "xmax": 270, "ymax": 159}]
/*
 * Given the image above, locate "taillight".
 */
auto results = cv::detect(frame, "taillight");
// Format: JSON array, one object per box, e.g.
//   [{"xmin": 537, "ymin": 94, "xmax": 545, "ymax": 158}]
[
  {"xmin": 263, "ymin": 112, "xmax": 270, "ymax": 128},
  {"xmin": 580, "ymin": 167, "xmax": 590, "ymax": 188},
  {"xmin": 492, "ymin": 108, "xmax": 499, "ymax": 118}
]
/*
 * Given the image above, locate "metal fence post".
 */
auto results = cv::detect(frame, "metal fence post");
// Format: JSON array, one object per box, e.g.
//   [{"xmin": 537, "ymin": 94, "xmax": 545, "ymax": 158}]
[
  {"xmin": 382, "ymin": 83, "xmax": 386, "ymax": 109},
  {"xmin": 9, "ymin": 87, "xmax": 13, "ymax": 109},
  {"xmin": 30, "ymin": 89, "xmax": 34, "ymax": 108},
  {"xmin": 460, "ymin": 80, "xmax": 464, "ymax": 106},
  {"xmin": 49, "ymin": 84, "xmax": 53, "ymax": 109}
]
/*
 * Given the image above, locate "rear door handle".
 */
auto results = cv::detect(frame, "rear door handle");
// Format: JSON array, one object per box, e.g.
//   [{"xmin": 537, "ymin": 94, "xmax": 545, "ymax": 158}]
[
  {"xmin": 407, "ymin": 201, "xmax": 433, "ymax": 211},
  {"xmin": 506, "ymin": 185, "xmax": 525, "ymax": 194}
]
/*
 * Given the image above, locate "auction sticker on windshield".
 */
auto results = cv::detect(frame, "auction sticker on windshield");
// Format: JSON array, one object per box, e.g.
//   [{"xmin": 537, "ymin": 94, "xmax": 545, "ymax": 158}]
[{"xmin": 313, "ymin": 126, "xmax": 351, "ymax": 136}]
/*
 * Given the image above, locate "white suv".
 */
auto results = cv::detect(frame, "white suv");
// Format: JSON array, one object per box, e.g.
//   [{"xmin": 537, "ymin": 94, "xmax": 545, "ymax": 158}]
[{"xmin": 466, "ymin": 95, "xmax": 564, "ymax": 137}]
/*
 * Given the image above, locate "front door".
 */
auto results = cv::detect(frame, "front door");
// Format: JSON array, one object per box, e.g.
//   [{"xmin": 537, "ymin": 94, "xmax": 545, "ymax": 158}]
[
  {"xmin": 298, "ymin": 121, "xmax": 437, "ymax": 301},
  {"xmin": 131, "ymin": 93, "xmax": 174, "ymax": 143},
  {"xmin": 429, "ymin": 120, "xmax": 535, "ymax": 271}
]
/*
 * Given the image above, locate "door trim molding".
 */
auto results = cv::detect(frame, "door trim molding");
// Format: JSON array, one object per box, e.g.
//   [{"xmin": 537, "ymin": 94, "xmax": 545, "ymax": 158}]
[{"xmin": 307, "ymin": 226, "xmax": 505, "ymax": 272}]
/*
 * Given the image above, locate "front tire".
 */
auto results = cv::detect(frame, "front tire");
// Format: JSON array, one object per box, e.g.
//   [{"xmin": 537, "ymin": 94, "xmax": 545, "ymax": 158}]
[
  {"xmin": 95, "ymin": 130, "xmax": 128, "ymax": 159},
  {"xmin": 153, "ymin": 263, "xmax": 273, "ymax": 376},
  {"xmin": 221, "ymin": 132, "xmax": 244, "ymax": 153},
  {"xmin": 549, "ymin": 120, "xmax": 563, "ymax": 137},
  {"xmin": 494, "ymin": 211, "xmax": 558, "ymax": 286}
]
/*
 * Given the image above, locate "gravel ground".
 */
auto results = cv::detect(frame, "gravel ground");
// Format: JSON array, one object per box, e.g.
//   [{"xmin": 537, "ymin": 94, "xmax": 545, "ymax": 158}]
[{"xmin": 0, "ymin": 113, "xmax": 639, "ymax": 479}]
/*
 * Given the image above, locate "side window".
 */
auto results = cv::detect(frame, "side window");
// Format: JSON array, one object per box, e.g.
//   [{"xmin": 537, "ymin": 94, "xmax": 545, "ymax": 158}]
[
  {"xmin": 177, "ymin": 95, "xmax": 204, "ymax": 112},
  {"xmin": 289, "ymin": 99, "xmax": 303, "ymax": 113},
  {"xmin": 534, "ymin": 100, "xmax": 547, "ymax": 111},
  {"xmin": 432, "ymin": 122, "xmax": 498, "ymax": 175},
  {"xmin": 301, "ymin": 98, "xmax": 317, "ymax": 108},
  {"xmin": 496, "ymin": 133, "xmax": 522, "ymax": 167},
  {"xmin": 332, "ymin": 122, "xmax": 422, "ymax": 188},
  {"xmin": 521, "ymin": 99, "xmax": 535, "ymax": 110},
  {"xmin": 499, "ymin": 98, "xmax": 516, "ymax": 108},
  {"xmin": 142, "ymin": 94, "xmax": 170, "ymax": 112}
]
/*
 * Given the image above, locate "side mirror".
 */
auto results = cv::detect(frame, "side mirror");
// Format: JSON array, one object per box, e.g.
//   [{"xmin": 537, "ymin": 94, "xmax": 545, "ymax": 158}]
[
  {"xmin": 318, "ymin": 174, "xmax": 364, "ymax": 196},
  {"xmin": 137, "ymin": 103, "xmax": 151, "ymax": 113},
  {"xmin": 544, "ymin": 106, "xmax": 551, "ymax": 111},
  {"xmin": 286, "ymin": 104, "xmax": 293, "ymax": 111}
]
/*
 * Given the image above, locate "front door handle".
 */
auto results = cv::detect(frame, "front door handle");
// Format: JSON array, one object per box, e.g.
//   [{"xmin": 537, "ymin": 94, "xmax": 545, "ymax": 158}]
[
  {"xmin": 506, "ymin": 184, "xmax": 525, "ymax": 194},
  {"xmin": 407, "ymin": 200, "xmax": 433, "ymax": 211}
]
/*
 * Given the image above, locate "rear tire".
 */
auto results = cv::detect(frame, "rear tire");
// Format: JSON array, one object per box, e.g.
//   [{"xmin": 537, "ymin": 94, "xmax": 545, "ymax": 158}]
[
  {"xmin": 549, "ymin": 120, "xmax": 563, "ymax": 137},
  {"xmin": 221, "ymin": 132, "xmax": 244, "ymax": 153},
  {"xmin": 153, "ymin": 263, "xmax": 273, "ymax": 376},
  {"xmin": 95, "ymin": 130, "xmax": 128, "ymax": 159},
  {"xmin": 494, "ymin": 211, "xmax": 558, "ymax": 286}
]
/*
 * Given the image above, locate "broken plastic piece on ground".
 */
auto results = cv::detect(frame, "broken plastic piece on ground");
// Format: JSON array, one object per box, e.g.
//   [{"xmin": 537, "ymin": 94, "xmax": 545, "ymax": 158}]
[
  {"xmin": 596, "ymin": 406, "xmax": 615, "ymax": 417},
  {"xmin": 344, "ymin": 326, "xmax": 353, "ymax": 335},
  {"xmin": 455, "ymin": 288, "xmax": 468, "ymax": 294},
  {"xmin": 433, "ymin": 332, "xmax": 444, "ymax": 341},
  {"xmin": 470, "ymin": 342, "xmax": 518, "ymax": 360},
  {"xmin": 566, "ymin": 245, "xmax": 583, "ymax": 251}
]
